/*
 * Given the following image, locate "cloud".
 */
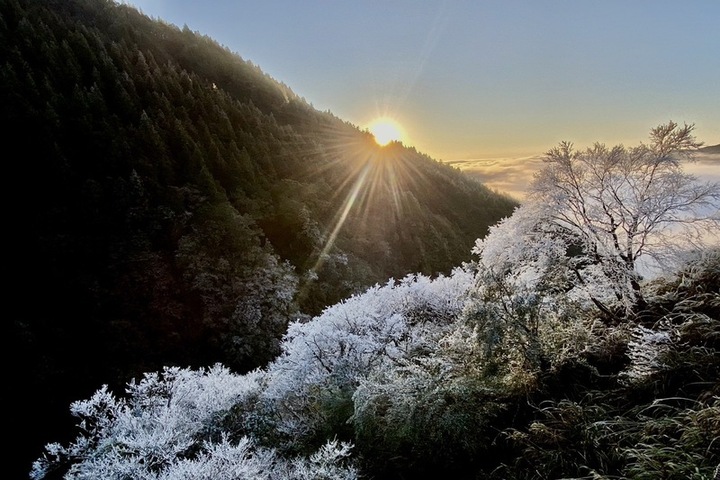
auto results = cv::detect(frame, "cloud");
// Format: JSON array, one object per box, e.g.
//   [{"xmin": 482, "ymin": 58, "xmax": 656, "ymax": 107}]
[
  {"xmin": 445, "ymin": 155, "xmax": 544, "ymax": 200},
  {"xmin": 446, "ymin": 151, "xmax": 720, "ymax": 201},
  {"xmin": 686, "ymin": 152, "xmax": 720, "ymax": 184}
]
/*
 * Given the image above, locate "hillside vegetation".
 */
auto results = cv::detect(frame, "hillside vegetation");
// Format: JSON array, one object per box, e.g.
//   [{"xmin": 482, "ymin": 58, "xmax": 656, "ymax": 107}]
[
  {"xmin": 31, "ymin": 239, "xmax": 720, "ymax": 480},
  {"xmin": 2, "ymin": 0, "xmax": 517, "ymax": 476}
]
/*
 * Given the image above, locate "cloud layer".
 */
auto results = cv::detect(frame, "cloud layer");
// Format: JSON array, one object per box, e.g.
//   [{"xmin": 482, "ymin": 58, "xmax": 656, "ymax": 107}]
[{"xmin": 447, "ymin": 151, "xmax": 720, "ymax": 202}]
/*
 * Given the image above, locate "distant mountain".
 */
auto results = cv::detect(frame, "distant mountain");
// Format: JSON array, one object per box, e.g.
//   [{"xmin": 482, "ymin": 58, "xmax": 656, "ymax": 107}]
[
  {"xmin": 2, "ymin": 0, "xmax": 517, "ymax": 475},
  {"xmin": 699, "ymin": 143, "xmax": 720, "ymax": 154}
]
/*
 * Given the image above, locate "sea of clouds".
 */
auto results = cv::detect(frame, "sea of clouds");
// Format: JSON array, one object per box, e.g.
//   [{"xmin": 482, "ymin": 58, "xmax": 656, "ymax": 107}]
[{"xmin": 447, "ymin": 149, "xmax": 720, "ymax": 202}]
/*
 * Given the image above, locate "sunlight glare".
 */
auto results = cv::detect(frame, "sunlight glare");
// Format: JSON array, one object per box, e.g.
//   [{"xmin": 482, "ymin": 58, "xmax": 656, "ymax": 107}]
[{"xmin": 369, "ymin": 118, "xmax": 404, "ymax": 146}]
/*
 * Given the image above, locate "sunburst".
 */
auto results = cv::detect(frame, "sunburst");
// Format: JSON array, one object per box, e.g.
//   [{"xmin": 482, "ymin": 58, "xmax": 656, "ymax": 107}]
[
  {"xmin": 368, "ymin": 118, "xmax": 404, "ymax": 146},
  {"xmin": 288, "ymin": 121, "xmax": 436, "ymax": 309}
]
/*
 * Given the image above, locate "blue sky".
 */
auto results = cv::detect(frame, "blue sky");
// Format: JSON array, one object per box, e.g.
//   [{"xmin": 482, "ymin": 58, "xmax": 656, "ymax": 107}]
[{"xmin": 124, "ymin": 0, "xmax": 719, "ymax": 167}]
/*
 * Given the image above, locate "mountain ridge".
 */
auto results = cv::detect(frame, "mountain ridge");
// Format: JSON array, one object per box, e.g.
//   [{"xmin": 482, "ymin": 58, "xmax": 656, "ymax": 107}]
[
  {"xmin": 2, "ymin": 0, "xmax": 517, "ymax": 476},
  {"xmin": 699, "ymin": 143, "xmax": 720, "ymax": 154}
]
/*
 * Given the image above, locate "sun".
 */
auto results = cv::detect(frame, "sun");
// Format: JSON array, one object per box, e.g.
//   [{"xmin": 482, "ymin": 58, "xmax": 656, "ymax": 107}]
[{"xmin": 368, "ymin": 118, "xmax": 404, "ymax": 146}]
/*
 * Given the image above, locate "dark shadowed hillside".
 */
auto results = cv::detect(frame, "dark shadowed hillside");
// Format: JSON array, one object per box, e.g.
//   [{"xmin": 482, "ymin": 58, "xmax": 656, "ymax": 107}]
[{"xmin": 1, "ymin": 0, "xmax": 517, "ymax": 475}]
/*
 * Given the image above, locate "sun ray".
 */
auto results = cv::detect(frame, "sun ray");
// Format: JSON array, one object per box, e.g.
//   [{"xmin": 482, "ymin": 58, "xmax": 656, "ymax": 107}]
[
  {"xmin": 310, "ymin": 161, "xmax": 372, "ymax": 274},
  {"xmin": 286, "ymin": 122, "xmax": 442, "ymax": 308}
]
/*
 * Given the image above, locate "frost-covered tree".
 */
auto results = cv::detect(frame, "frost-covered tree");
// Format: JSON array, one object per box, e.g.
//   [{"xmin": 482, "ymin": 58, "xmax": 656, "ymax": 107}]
[
  {"xmin": 529, "ymin": 121, "xmax": 719, "ymax": 315},
  {"xmin": 175, "ymin": 203, "xmax": 299, "ymax": 368}
]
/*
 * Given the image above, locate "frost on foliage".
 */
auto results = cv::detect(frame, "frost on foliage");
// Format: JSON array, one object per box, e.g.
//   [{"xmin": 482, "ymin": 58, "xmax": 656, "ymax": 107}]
[
  {"xmin": 152, "ymin": 436, "xmax": 356, "ymax": 480},
  {"xmin": 353, "ymin": 355, "xmax": 459, "ymax": 433},
  {"xmin": 620, "ymin": 325, "xmax": 672, "ymax": 384},
  {"xmin": 472, "ymin": 202, "xmax": 624, "ymax": 313},
  {"xmin": 32, "ymin": 269, "xmax": 473, "ymax": 478},
  {"xmin": 529, "ymin": 123, "xmax": 720, "ymax": 314},
  {"xmin": 31, "ymin": 364, "xmax": 357, "ymax": 480},
  {"xmin": 464, "ymin": 201, "xmax": 615, "ymax": 383},
  {"xmin": 473, "ymin": 203, "xmax": 568, "ymax": 291},
  {"xmin": 351, "ymin": 322, "xmax": 483, "ymax": 416},
  {"xmin": 260, "ymin": 268, "xmax": 474, "ymax": 439},
  {"xmin": 31, "ymin": 364, "xmax": 263, "ymax": 479},
  {"xmin": 35, "ymin": 433, "xmax": 356, "ymax": 480},
  {"xmin": 291, "ymin": 438, "xmax": 357, "ymax": 480}
]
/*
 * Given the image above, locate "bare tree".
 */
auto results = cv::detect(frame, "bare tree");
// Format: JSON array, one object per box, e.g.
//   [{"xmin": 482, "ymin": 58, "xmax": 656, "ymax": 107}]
[{"xmin": 530, "ymin": 121, "xmax": 720, "ymax": 315}]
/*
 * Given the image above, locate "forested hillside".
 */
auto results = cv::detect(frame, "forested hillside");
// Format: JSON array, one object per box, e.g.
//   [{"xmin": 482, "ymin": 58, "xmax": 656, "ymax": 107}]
[{"xmin": 2, "ymin": 0, "xmax": 518, "ymax": 476}]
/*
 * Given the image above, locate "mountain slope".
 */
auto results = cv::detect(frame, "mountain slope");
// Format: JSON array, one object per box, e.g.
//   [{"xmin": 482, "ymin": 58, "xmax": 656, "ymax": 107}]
[{"xmin": 2, "ymin": 0, "xmax": 516, "ymax": 475}]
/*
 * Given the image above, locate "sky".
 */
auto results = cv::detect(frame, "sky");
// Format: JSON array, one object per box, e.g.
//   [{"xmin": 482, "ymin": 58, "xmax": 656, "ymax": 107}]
[{"xmin": 124, "ymin": 0, "xmax": 720, "ymax": 197}]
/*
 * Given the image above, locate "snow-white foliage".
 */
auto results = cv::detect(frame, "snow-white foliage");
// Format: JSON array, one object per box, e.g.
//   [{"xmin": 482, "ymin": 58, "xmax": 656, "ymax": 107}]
[
  {"xmin": 620, "ymin": 325, "xmax": 672, "ymax": 385},
  {"xmin": 30, "ymin": 365, "xmax": 357, "ymax": 479},
  {"xmin": 529, "ymin": 122, "xmax": 720, "ymax": 312},
  {"xmin": 32, "ymin": 268, "xmax": 477, "ymax": 478},
  {"xmin": 260, "ymin": 268, "xmax": 475, "ymax": 438},
  {"xmin": 472, "ymin": 202, "xmax": 619, "ymax": 309},
  {"xmin": 31, "ymin": 364, "xmax": 262, "ymax": 479},
  {"xmin": 142, "ymin": 436, "xmax": 356, "ymax": 480},
  {"xmin": 291, "ymin": 438, "xmax": 357, "ymax": 480},
  {"xmin": 467, "ymin": 202, "xmax": 599, "ymax": 376},
  {"xmin": 351, "ymin": 311, "xmax": 487, "ymax": 416},
  {"xmin": 472, "ymin": 202, "xmax": 568, "ymax": 291},
  {"xmin": 352, "ymin": 353, "xmax": 467, "ymax": 435}
]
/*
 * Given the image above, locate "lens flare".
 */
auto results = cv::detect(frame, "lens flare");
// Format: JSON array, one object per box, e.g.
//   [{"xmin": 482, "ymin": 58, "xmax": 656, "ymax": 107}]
[{"xmin": 289, "ymin": 124, "xmax": 436, "ymax": 309}]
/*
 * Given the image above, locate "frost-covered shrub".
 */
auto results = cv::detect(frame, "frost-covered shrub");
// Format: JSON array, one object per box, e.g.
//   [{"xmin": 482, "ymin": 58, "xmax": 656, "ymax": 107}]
[
  {"xmin": 31, "ymin": 268, "xmax": 477, "ymax": 478},
  {"xmin": 259, "ymin": 269, "xmax": 474, "ymax": 446},
  {"xmin": 467, "ymin": 203, "xmax": 608, "ymax": 382},
  {"xmin": 620, "ymin": 325, "xmax": 672, "ymax": 385},
  {"xmin": 35, "ymin": 434, "xmax": 357, "ymax": 480},
  {"xmin": 31, "ymin": 364, "xmax": 263, "ymax": 479},
  {"xmin": 30, "ymin": 365, "xmax": 357, "ymax": 480},
  {"xmin": 352, "ymin": 353, "xmax": 507, "ymax": 477}
]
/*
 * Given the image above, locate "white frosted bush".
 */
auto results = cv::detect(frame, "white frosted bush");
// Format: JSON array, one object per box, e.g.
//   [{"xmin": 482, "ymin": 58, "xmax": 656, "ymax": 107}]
[
  {"xmin": 259, "ymin": 269, "xmax": 474, "ymax": 439},
  {"xmin": 30, "ymin": 365, "xmax": 354, "ymax": 480}
]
